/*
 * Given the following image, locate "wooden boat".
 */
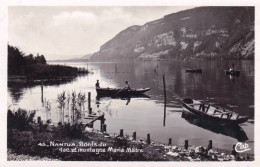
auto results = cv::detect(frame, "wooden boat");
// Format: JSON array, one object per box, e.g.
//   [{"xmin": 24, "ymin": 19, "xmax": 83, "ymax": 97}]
[
  {"xmin": 181, "ymin": 98, "xmax": 248, "ymax": 124},
  {"xmin": 225, "ymin": 70, "xmax": 240, "ymax": 76},
  {"xmin": 186, "ymin": 68, "xmax": 202, "ymax": 73},
  {"xmin": 97, "ymin": 93, "xmax": 150, "ymax": 99},
  {"xmin": 96, "ymin": 87, "xmax": 151, "ymax": 96}
]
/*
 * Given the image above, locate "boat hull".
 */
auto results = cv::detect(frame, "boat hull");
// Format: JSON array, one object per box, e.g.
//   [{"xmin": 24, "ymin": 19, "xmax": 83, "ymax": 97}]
[
  {"xmin": 186, "ymin": 69, "xmax": 202, "ymax": 73},
  {"xmin": 225, "ymin": 70, "xmax": 240, "ymax": 76},
  {"xmin": 181, "ymin": 99, "xmax": 248, "ymax": 125},
  {"xmin": 96, "ymin": 87, "xmax": 151, "ymax": 96}
]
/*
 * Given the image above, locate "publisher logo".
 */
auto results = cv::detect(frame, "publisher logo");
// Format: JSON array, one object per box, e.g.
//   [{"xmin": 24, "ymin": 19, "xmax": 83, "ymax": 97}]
[{"xmin": 235, "ymin": 142, "xmax": 251, "ymax": 153}]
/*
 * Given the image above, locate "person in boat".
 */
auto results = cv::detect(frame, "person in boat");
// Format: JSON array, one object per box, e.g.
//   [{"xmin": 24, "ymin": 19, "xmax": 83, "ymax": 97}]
[
  {"xmin": 124, "ymin": 81, "xmax": 131, "ymax": 90},
  {"xmin": 95, "ymin": 80, "xmax": 100, "ymax": 89},
  {"xmin": 229, "ymin": 63, "xmax": 235, "ymax": 73}
]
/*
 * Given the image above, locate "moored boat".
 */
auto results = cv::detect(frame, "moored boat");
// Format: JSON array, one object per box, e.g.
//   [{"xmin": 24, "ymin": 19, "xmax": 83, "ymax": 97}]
[
  {"xmin": 181, "ymin": 98, "xmax": 248, "ymax": 124},
  {"xmin": 225, "ymin": 70, "xmax": 240, "ymax": 76},
  {"xmin": 96, "ymin": 87, "xmax": 151, "ymax": 96},
  {"xmin": 186, "ymin": 69, "xmax": 202, "ymax": 73}
]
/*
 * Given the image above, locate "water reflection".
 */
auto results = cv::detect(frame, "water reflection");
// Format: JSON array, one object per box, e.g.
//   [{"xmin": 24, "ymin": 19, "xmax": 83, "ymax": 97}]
[
  {"xmin": 8, "ymin": 77, "xmax": 76, "ymax": 103},
  {"xmin": 181, "ymin": 111, "xmax": 248, "ymax": 142},
  {"xmin": 96, "ymin": 94, "xmax": 150, "ymax": 106}
]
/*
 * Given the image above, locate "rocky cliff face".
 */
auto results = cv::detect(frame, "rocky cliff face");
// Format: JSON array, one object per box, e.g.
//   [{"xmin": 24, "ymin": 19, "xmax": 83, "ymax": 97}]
[{"xmin": 90, "ymin": 7, "xmax": 254, "ymax": 61}]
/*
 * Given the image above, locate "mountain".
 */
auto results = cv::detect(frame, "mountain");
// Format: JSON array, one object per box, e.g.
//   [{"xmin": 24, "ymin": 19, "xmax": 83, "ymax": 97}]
[
  {"xmin": 81, "ymin": 53, "xmax": 93, "ymax": 59},
  {"xmin": 90, "ymin": 7, "xmax": 254, "ymax": 61},
  {"xmin": 48, "ymin": 53, "xmax": 93, "ymax": 62}
]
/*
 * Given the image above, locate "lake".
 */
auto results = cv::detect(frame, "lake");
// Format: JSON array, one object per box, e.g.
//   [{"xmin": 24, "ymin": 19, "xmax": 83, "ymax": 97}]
[{"xmin": 8, "ymin": 60, "xmax": 254, "ymax": 153}]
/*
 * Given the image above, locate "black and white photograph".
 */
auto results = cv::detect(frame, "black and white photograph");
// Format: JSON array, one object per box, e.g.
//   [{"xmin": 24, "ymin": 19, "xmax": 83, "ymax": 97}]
[{"xmin": 1, "ymin": 2, "xmax": 257, "ymax": 164}]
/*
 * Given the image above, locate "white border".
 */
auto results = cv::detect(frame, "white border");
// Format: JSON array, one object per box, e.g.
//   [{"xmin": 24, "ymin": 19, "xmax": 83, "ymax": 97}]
[{"xmin": 0, "ymin": 0, "xmax": 259, "ymax": 167}]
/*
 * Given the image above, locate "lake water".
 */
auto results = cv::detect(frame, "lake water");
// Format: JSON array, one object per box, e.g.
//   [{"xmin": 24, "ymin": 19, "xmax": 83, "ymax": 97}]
[{"xmin": 8, "ymin": 60, "xmax": 254, "ymax": 153}]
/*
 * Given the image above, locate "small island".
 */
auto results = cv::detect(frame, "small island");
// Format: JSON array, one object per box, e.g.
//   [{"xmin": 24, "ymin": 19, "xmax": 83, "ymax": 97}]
[{"xmin": 8, "ymin": 44, "xmax": 89, "ymax": 82}]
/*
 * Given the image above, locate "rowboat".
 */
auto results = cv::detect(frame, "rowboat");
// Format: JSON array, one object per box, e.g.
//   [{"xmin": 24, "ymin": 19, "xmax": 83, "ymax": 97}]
[
  {"xmin": 181, "ymin": 98, "xmax": 248, "ymax": 124},
  {"xmin": 225, "ymin": 70, "xmax": 240, "ymax": 76},
  {"xmin": 186, "ymin": 69, "xmax": 202, "ymax": 73},
  {"xmin": 96, "ymin": 87, "xmax": 151, "ymax": 96}
]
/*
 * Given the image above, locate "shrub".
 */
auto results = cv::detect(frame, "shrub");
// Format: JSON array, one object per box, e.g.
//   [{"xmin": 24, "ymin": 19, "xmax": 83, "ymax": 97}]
[{"xmin": 7, "ymin": 109, "xmax": 36, "ymax": 130}]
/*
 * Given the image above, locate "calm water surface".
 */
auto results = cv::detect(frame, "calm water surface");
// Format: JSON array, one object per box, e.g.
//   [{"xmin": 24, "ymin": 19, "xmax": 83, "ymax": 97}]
[{"xmin": 8, "ymin": 60, "xmax": 254, "ymax": 153}]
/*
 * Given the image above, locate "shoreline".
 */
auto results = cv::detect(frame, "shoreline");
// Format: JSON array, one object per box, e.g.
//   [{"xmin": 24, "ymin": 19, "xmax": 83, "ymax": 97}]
[{"xmin": 7, "ymin": 121, "xmax": 254, "ymax": 161}]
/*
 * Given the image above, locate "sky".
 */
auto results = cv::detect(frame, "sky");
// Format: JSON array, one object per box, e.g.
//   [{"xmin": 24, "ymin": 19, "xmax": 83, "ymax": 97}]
[{"xmin": 8, "ymin": 6, "xmax": 195, "ymax": 60}]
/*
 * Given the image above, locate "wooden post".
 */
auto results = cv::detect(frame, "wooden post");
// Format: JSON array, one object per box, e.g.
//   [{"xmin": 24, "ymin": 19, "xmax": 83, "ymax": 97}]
[
  {"xmin": 100, "ymin": 118, "xmax": 105, "ymax": 131},
  {"xmin": 185, "ymin": 140, "xmax": 188, "ymax": 150},
  {"xmin": 89, "ymin": 107, "xmax": 92, "ymax": 114},
  {"xmin": 163, "ymin": 74, "xmax": 166, "ymax": 127},
  {"xmin": 163, "ymin": 75, "xmax": 166, "ymax": 105},
  {"xmin": 147, "ymin": 133, "xmax": 151, "ymax": 145},
  {"xmin": 102, "ymin": 124, "xmax": 107, "ymax": 132},
  {"xmin": 88, "ymin": 122, "xmax": 93, "ymax": 128},
  {"xmin": 88, "ymin": 92, "xmax": 91, "ymax": 113},
  {"xmin": 133, "ymin": 132, "xmax": 136, "ymax": 140},
  {"xmin": 37, "ymin": 116, "xmax": 41, "ymax": 124},
  {"xmin": 41, "ymin": 81, "xmax": 43, "ymax": 103},
  {"xmin": 168, "ymin": 138, "xmax": 172, "ymax": 145},
  {"xmin": 120, "ymin": 129, "xmax": 123, "ymax": 137},
  {"xmin": 208, "ymin": 140, "xmax": 213, "ymax": 150}
]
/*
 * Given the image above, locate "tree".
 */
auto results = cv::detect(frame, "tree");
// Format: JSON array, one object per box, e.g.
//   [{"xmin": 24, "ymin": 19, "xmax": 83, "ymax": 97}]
[{"xmin": 8, "ymin": 45, "xmax": 25, "ymax": 75}]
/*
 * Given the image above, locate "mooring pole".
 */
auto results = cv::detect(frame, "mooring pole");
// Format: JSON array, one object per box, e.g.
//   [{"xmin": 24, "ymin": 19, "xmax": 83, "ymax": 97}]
[
  {"xmin": 163, "ymin": 74, "xmax": 166, "ymax": 126},
  {"xmin": 133, "ymin": 132, "xmax": 136, "ymax": 140},
  {"xmin": 88, "ymin": 92, "xmax": 91, "ymax": 112},
  {"xmin": 168, "ymin": 138, "xmax": 172, "ymax": 145},
  {"xmin": 208, "ymin": 140, "xmax": 213, "ymax": 150},
  {"xmin": 185, "ymin": 140, "xmax": 188, "ymax": 150},
  {"xmin": 147, "ymin": 133, "xmax": 151, "ymax": 145},
  {"xmin": 102, "ymin": 124, "xmax": 107, "ymax": 132},
  {"xmin": 120, "ymin": 129, "xmax": 124, "ymax": 137},
  {"xmin": 41, "ymin": 81, "xmax": 43, "ymax": 103}
]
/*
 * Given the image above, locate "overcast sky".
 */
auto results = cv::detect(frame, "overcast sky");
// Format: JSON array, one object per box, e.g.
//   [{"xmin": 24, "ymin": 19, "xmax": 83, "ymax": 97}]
[{"xmin": 9, "ymin": 6, "xmax": 195, "ymax": 60}]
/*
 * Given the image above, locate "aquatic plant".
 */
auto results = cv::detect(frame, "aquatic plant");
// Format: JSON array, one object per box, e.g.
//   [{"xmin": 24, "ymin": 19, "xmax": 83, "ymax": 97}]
[
  {"xmin": 57, "ymin": 91, "xmax": 66, "ymax": 123},
  {"xmin": 77, "ymin": 92, "xmax": 86, "ymax": 115},
  {"xmin": 71, "ymin": 91, "xmax": 77, "ymax": 124}
]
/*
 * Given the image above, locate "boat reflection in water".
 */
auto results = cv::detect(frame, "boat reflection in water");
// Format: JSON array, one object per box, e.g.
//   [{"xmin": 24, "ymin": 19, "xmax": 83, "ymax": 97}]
[{"xmin": 181, "ymin": 111, "xmax": 249, "ymax": 142}]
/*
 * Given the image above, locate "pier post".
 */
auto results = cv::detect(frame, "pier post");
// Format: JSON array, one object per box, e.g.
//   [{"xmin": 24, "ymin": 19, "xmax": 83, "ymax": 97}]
[
  {"xmin": 133, "ymin": 132, "xmax": 136, "ymax": 140},
  {"xmin": 163, "ymin": 74, "xmax": 166, "ymax": 127},
  {"xmin": 37, "ymin": 116, "xmax": 41, "ymax": 124},
  {"xmin": 185, "ymin": 140, "xmax": 188, "ymax": 150},
  {"xmin": 120, "ymin": 129, "xmax": 124, "ymax": 137},
  {"xmin": 168, "ymin": 138, "xmax": 172, "ymax": 145},
  {"xmin": 100, "ymin": 117, "xmax": 105, "ymax": 131},
  {"xmin": 102, "ymin": 124, "xmax": 107, "ymax": 132},
  {"xmin": 88, "ymin": 92, "xmax": 91, "ymax": 112},
  {"xmin": 163, "ymin": 75, "xmax": 166, "ymax": 105},
  {"xmin": 41, "ymin": 81, "xmax": 43, "ymax": 103},
  {"xmin": 147, "ymin": 133, "xmax": 151, "ymax": 145},
  {"xmin": 88, "ymin": 122, "xmax": 93, "ymax": 128},
  {"xmin": 208, "ymin": 140, "xmax": 213, "ymax": 150}
]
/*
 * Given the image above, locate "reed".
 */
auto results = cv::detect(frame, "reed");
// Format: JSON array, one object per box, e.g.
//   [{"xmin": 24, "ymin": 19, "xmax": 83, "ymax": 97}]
[{"xmin": 57, "ymin": 91, "xmax": 66, "ymax": 123}]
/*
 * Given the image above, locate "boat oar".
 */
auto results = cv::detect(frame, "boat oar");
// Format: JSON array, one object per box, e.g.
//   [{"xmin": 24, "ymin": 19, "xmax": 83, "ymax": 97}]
[{"xmin": 112, "ymin": 87, "xmax": 127, "ymax": 97}]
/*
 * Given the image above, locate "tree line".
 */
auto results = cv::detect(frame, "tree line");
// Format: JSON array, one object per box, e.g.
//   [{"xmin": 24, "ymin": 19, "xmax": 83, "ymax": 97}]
[{"xmin": 8, "ymin": 44, "xmax": 46, "ymax": 75}]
